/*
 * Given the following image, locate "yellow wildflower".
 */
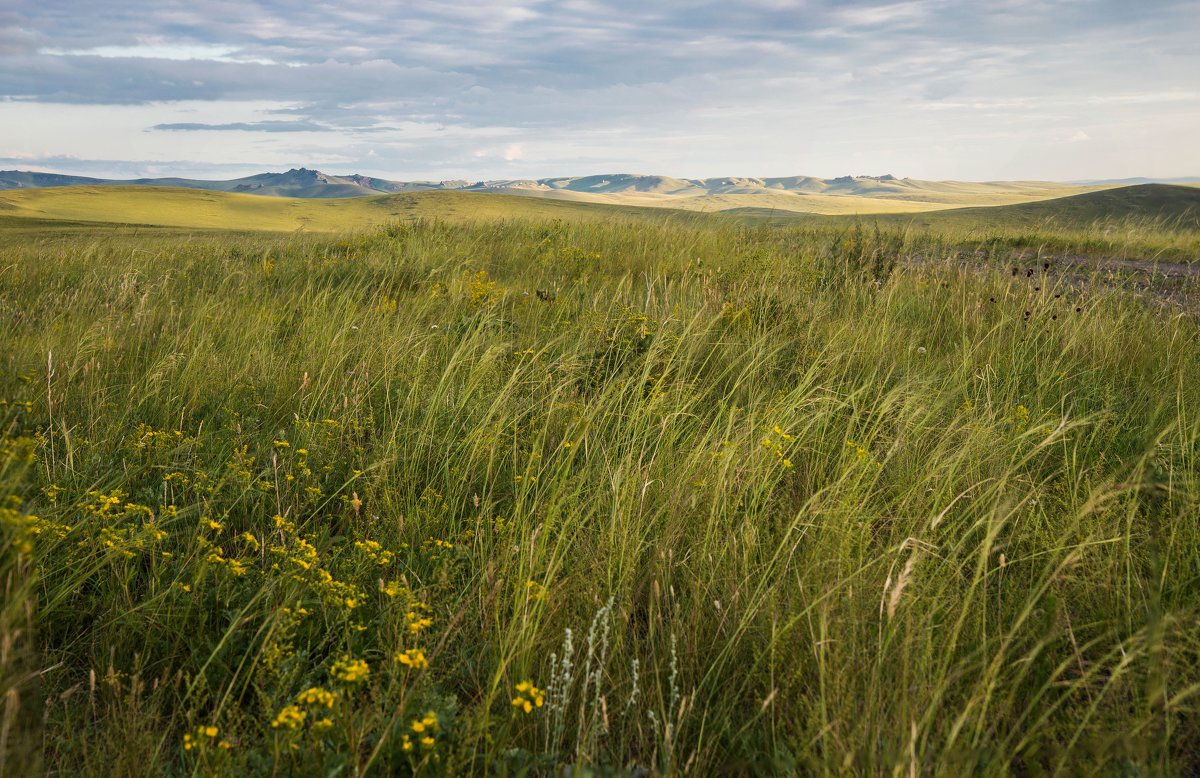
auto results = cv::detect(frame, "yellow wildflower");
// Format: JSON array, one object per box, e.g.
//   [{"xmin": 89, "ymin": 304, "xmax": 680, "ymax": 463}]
[
  {"xmin": 296, "ymin": 687, "xmax": 336, "ymax": 708},
  {"xmin": 330, "ymin": 657, "xmax": 370, "ymax": 683},
  {"xmin": 511, "ymin": 681, "xmax": 544, "ymax": 714},
  {"xmin": 183, "ymin": 725, "xmax": 221, "ymax": 751},
  {"xmin": 396, "ymin": 648, "xmax": 428, "ymax": 670},
  {"xmin": 271, "ymin": 705, "xmax": 306, "ymax": 730}
]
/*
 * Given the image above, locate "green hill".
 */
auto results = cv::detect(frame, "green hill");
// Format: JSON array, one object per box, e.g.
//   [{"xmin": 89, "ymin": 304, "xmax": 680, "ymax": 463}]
[
  {"xmin": 0, "ymin": 185, "xmax": 705, "ymax": 233},
  {"xmin": 2, "ymin": 184, "xmax": 1197, "ymax": 265},
  {"xmin": 885, "ymin": 183, "xmax": 1200, "ymax": 230}
]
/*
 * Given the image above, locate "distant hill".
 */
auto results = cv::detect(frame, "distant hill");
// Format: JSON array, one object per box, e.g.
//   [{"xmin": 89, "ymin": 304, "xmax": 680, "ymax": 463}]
[
  {"xmin": 0, "ymin": 168, "xmax": 477, "ymax": 199},
  {"xmin": 909, "ymin": 184, "xmax": 1200, "ymax": 230},
  {"xmin": 5, "ymin": 169, "xmax": 1198, "ymax": 221},
  {"xmin": 0, "ymin": 168, "xmax": 1096, "ymax": 208},
  {"xmin": 1073, "ymin": 176, "xmax": 1200, "ymax": 186},
  {"xmin": 2, "ymin": 182, "xmax": 1197, "ymax": 239},
  {"xmin": 0, "ymin": 185, "xmax": 702, "ymax": 233}
]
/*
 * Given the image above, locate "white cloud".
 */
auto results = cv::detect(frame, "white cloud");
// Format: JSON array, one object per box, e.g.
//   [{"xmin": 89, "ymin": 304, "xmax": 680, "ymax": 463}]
[
  {"xmin": 2, "ymin": 0, "xmax": 1198, "ymax": 180},
  {"xmin": 38, "ymin": 43, "xmax": 281, "ymax": 65}
]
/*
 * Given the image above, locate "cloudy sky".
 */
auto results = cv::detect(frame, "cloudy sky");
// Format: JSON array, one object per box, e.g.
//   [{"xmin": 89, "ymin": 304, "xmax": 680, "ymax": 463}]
[{"xmin": 1, "ymin": 0, "xmax": 1197, "ymax": 182}]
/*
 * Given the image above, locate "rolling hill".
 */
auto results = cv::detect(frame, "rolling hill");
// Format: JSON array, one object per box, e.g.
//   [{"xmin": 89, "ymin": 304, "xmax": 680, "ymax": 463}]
[
  {"xmin": 0, "ymin": 168, "xmax": 478, "ymax": 199},
  {"xmin": 861, "ymin": 183, "xmax": 1200, "ymax": 231},
  {"xmin": 1, "ymin": 168, "xmax": 1114, "ymax": 213},
  {"xmin": 0, "ymin": 185, "xmax": 703, "ymax": 233},
  {"xmin": 2, "ymin": 182, "xmax": 1198, "ymax": 238}
]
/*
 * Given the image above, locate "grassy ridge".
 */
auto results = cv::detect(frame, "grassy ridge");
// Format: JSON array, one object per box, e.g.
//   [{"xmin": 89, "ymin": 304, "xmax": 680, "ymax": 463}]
[
  {"xmin": 2, "ymin": 217, "xmax": 1199, "ymax": 775},
  {"xmin": 759, "ymin": 184, "xmax": 1200, "ymax": 261},
  {"xmin": 0, "ymin": 182, "xmax": 1195, "ymax": 226},
  {"xmin": 0, "ymin": 186, "xmax": 701, "ymax": 233}
]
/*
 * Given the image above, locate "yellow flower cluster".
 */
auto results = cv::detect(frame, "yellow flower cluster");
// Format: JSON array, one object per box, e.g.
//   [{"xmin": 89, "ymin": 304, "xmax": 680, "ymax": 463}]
[
  {"xmin": 395, "ymin": 648, "xmax": 428, "ymax": 670},
  {"xmin": 129, "ymin": 423, "xmax": 195, "ymax": 454},
  {"xmin": 269, "ymin": 515, "xmax": 364, "ymax": 609},
  {"xmin": 83, "ymin": 490, "xmax": 127, "ymax": 518},
  {"xmin": 330, "ymin": 656, "xmax": 370, "ymax": 683},
  {"xmin": 760, "ymin": 425, "xmax": 795, "ymax": 469},
  {"xmin": 271, "ymin": 705, "xmax": 306, "ymax": 730},
  {"xmin": 465, "ymin": 270, "xmax": 500, "ymax": 304},
  {"xmin": 198, "ymin": 535, "xmax": 250, "ymax": 577},
  {"xmin": 511, "ymin": 681, "xmax": 544, "ymax": 714},
  {"xmin": 296, "ymin": 686, "xmax": 337, "ymax": 708},
  {"xmin": 405, "ymin": 601, "xmax": 434, "ymax": 635},
  {"xmin": 421, "ymin": 537, "xmax": 455, "ymax": 562},
  {"xmin": 1, "ymin": 497, "xmax": 71, "ymax": 555},
  {"xmin": 374, "ymin": 294, "xmax": 399, "ymax": 314},
  {"xmin": 272, "ymin": 686, "xmax": 337, "ymax": 734},
  {"xmin": 354, "ymin": 539, "xmax": 394, "ymax": 566},
  {"xmin": 183, "ymin": 725, "xmax": 230, "ymax": 751},
  {"xmin": 379, "ymin": 579, "xmax": 407, "ymax": 598},
  {"xmin": 845, "ymin": 439, "xmax": 883, "ymax": 470},
  {"xmin": 225, "ymin": 444, "xmax": 258, "ymax": 483},
  {"xmin": 401, "ymin": 711, "xmax": 440, "ymax": 752},
  {"xmin": 0, "ymin": 434, "xmax": 38, "ymax": 468},
  {"xmin": 261, "ymin": 607, "xmax": 310, "ymax": 670}
]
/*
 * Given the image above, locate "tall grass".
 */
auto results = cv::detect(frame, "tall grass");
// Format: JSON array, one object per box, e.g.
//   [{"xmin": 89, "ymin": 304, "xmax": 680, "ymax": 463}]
[{"xmin": 1, "ymin": 217, "xmax": 1198, "ymax": 775}]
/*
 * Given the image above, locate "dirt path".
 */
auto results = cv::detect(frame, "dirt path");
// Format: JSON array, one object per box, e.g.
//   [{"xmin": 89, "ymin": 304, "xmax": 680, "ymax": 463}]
[
  {"xmin": 908, "ymin": 250, "xmax": 1200, "ymax": 314},
  {"xmin": 1040, "ymin": 254, "xmax": 1199, "ymax": 278}
]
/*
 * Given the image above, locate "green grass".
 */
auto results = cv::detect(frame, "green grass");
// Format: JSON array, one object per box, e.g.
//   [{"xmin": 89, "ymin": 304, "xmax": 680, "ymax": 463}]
[
  {"xmin": 2, "ymin": 213, "xmax": 1199, "ymax": 776},
  {"xmin": 4, "ymin": 183, "xmax": 1198, "ymax": 262},
  {"xmin": 823, "ymin": 184, "xmax": 1200, "ymax": 261},
  {"xmin": 0, "ymin": 186, "xmax": 703, "ymax": 232}
]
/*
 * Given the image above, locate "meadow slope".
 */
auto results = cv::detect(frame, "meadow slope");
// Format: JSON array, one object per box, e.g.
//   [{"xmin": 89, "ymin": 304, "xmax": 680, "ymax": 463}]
[
  {"xmin": 2, "ymin": 211, "xmax": 1200, "ymax": 775},
  {"xmin": 0, "ymin": 187, "xmax": 697, "ymax": 233},
  {"xmin": 4, "ymin": 183, "xmax": 1196, "ymax": 261}
]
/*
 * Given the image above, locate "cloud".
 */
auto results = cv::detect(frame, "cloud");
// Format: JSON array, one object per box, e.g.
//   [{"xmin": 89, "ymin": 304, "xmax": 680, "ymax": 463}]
[
  {"xmin": 0, "ymin": 0, "xmax": 1197, "ymax": 180},
  {"xmin": 0, "ymin": 18, "xmax": 40, "ymax": 56},
  {"xmin": 835, "ymin": 1, "xmax": 933, "ymax": 27},
  {"xmin": 38, "ymin": 43, "xmax": 279, "ymax": 64},
  {"xmin": 152, "ymin": 120, "xmax": 332, "ymax": 132}
]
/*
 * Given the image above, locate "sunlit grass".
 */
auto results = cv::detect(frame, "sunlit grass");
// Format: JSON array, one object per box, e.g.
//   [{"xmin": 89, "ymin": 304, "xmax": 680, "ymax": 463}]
[{"xmin": 1, "ymin": 216, "xmax": 1198, "ymax": 775}]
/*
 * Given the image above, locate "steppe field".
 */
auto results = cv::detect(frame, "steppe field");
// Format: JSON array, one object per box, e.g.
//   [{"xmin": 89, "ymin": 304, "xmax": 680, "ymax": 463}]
[{"xmin": 2, "ymin": 185, "xmax": 1200, "ymax": 776}]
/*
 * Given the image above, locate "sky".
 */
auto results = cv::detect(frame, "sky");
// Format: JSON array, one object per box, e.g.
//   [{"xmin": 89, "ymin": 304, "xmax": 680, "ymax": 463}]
[{"xmin": 1, "ymin": 0, "xmax": 1198, "ymax": 182}]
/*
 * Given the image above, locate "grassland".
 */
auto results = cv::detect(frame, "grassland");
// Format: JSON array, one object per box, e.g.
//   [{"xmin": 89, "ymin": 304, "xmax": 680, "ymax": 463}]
[
  {"xmin": 475, "ymin": 179, "xmax": 1108, "ymax": 216},
  {"xmin": 0, "ymin": 186, "xmax": 694, "ymax": 233},
  {"xmin": 2, "ymin": 202, "xmax": 1200, "ymax": 776},
  {"xmin": 3, "ymin": 184, "xmax": 1198, "ymax": 261},
  {"xmin": 468, "ymin": 189, "xmax": 963, "ymax": 215}
]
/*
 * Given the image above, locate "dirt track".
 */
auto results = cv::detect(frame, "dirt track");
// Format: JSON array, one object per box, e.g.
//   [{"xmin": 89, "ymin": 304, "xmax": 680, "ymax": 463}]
[{"xmin": 1047, "ymin": 254, "xmax": 1199, "ymax": 278}]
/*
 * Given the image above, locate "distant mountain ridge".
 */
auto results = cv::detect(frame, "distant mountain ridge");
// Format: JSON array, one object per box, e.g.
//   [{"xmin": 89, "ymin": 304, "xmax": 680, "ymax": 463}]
[
  {"xmin": 0, "ymin": 168, "xmax": 479, "ymax": 199},
  {"xmin": 0, "ymin": 168, "xmax": 1100, "ymax": 199}
]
